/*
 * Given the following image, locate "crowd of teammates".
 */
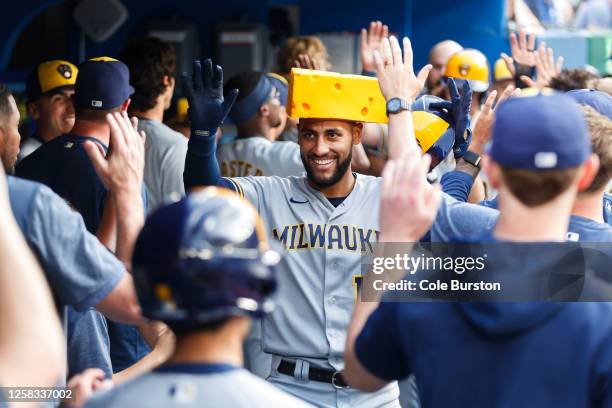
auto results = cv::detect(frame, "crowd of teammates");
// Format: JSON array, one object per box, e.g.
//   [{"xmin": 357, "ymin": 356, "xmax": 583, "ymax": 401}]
[{"xmin": 0, "ymin": 17, "xmax": 611, "ymax": 408}]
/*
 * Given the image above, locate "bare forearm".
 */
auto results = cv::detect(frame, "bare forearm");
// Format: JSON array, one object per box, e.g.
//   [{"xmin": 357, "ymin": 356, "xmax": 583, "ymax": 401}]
[
  {"xmin": 387, "ymin": 110, "xmax": 418, "ymax": 161},
  {"xmin": 0, "ymin": 217, "xmax": 64, "ymax": 388},
  {"xmin": 113, "ymin": 192, "xmax": 144, "ymax": 267}
]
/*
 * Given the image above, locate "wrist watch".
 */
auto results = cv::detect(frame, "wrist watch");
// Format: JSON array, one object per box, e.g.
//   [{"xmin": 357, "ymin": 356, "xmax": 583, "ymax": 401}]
[
  {"xmin": 386, "ymin": 97, "xmax": 411, "ymax": 115},
  {"xmin": 462, "ymin": 151, "xmax": 482, "ymax": 169}
]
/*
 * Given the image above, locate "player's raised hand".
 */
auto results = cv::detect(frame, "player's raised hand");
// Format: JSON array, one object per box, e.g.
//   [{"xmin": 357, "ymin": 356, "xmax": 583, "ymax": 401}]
[
  {"xmin": 374, "ymin": 36, "xmax": 432, "ymax": 103},
  {"xmin": 520, "ymin": 42, "xmax": 563, "ymax": 90},
  {"xmin": 379, "ymin": 150, "xmax": 440, "ymax": 242},
  {"xmin": 360, "ymin": 21, "xmax": 389, "ymax": 73},
  {"xmin": 293, "ymin": 53, "xmax": 323, "ymax": 71},
  {"xmin": 470, "ymin": 84, "xmax": 518, "ymax": 155},
  {"xmin": 182, "ymin": 59, "xmax": 239, "ymax": 137},
  {"xmin": 429, "ymin": 78, "xmax": 473, "ymax": 158},
  {"xmin": 83, "ymin": 112, "xmax": 145, "ymax": 197}
]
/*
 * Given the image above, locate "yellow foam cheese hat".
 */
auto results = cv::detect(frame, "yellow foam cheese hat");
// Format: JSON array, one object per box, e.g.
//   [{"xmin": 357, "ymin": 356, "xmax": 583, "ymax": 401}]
[{"xmin": 287, "ymin": 68, "xmax": 449, "ymax": 153}]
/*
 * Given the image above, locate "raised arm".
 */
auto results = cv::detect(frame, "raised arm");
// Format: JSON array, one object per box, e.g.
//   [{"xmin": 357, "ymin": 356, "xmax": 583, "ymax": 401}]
[
  {"xmin": 181, "ymin": 60, "xmax": 239, "ymax": 191},
  {"xmin": 374, "ymin": 36, "xmax": 431, "ymax": 161}
]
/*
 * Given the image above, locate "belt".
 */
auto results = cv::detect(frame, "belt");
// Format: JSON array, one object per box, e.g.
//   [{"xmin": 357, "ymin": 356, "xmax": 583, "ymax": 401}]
[{"xmin": 277, "ymin": 359, "xmax": 350, "ymax": 389}]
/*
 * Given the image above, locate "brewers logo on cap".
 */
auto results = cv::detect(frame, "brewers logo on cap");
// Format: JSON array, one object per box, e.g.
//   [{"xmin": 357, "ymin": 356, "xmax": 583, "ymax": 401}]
[
  {"xmin": 26, "ymin": 60, "xmax": 78, "ymax": 101},
  {"xmin": 459, "ymin": 64, "xmax": 470, "ymax": 77},
  {"xmin": 57, "ymin": 64, "xmax": 74, "ymax": 80}
]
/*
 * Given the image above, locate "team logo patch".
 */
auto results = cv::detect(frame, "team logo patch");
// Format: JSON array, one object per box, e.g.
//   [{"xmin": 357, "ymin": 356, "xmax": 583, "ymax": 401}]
[
  {"xmin": 459, "ymin": 63, "xmax": 470, "ymax": 77},
  {"xmin": 57, "ymin": 64, "xmax": 73, "ymax": 79}
]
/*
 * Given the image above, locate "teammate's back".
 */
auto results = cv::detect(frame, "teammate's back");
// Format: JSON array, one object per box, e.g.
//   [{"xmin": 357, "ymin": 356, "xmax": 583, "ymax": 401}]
[{"xmin": 85, "ymin": 365, "xmax": 311, "ymax": 407}]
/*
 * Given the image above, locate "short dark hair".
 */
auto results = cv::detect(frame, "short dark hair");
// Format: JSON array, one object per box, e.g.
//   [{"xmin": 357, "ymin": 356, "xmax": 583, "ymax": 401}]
[
  {"xmin": 167, "ymin": 318, "xmax": 229, "ymax": 337},
  {"xmin": 501, "ymin": 167, "xmax": 581, "ymax": 207},
  {"xmin": 549, "ymin": 69, "xmax": 599, "ymax": 92},
  {"xmin": 224, "ymin": 71, "xmax": 263, "ymax": 102},
  {"xmin": 0, "ymin": 83, "xmax": 13, "ymax": 122},
  {"xmin": 119, "ymin": 37, "xmax": 176, "ymax": 112}
]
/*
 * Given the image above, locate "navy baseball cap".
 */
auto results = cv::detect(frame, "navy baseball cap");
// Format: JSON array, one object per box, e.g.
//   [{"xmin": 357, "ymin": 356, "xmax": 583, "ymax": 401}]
[
  {"xmin": 74, "ymin": 57, "xmax": 134, "ymax": 110},
  {"xmin": 566, "ymin": 89, "xmax": 612, "ymax": 120},
  {"xmin": 490, "ymin": 93, "xmax": 591, "ymax": 170}
]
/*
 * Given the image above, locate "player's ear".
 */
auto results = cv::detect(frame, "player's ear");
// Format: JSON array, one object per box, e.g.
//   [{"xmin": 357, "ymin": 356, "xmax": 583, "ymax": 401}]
[
  {"xmin": 120, "ymin": 99, "xmax": 131, "ymax": 112},
  {"xmin": 352, "ymin": 122, "xmax": 363, "ymax": 145},
  {"xmin": 259, "ymin": 104, "xmax": 269, "ymax": 118},
  {"xmin": 482, "ymin": 155, "xmax": 501, "ymax": 189},
  {"xmin": 577, "ymin": 154, "xmax": 600, "ymax": 192},
  {"xmin": 26, "ymin": 101, "xmax": 40, "ymax": 120}
]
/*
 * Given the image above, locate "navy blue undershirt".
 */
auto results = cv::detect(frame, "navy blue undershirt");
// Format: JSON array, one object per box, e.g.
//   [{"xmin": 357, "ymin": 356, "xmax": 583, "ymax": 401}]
[{"xmin": 155, "ymin": 363, "xmax": 239, "ymax": 375}]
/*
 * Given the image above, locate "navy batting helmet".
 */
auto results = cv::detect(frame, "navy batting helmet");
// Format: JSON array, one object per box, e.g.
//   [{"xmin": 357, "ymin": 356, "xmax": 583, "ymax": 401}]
[
  {"xmin": 411, "ymin": 95, "xmax": 455, "ymax": 169},
  {"xmin": 132, "ymin": 187, "xmax": 280, "ymax": 329}
]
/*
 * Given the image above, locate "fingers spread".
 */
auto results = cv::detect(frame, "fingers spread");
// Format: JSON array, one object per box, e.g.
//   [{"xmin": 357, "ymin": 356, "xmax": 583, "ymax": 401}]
[
  {"xmin": 389, "ymin": 36, "xmax": 403, "ymax": 67},
  {"xmin": 402, "ymin": 37, "xmax": 413, "ymax": 68}
]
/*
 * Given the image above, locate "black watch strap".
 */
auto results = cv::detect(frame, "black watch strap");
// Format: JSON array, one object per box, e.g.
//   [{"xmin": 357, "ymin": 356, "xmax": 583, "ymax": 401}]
[{"xmin": 462, "ymin": 151, "xmax": 482, "ymax": 169}]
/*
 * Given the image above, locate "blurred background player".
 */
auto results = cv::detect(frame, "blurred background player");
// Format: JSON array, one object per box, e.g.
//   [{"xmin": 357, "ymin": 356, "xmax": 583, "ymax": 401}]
[
  {"xmin": 443, "ymin": 49, "xmax": 491, "ymax": 119},
  {"xmin": 425, "ymin": 40, "xmax": 463, "ymax": 96},
  {"xmin": 276, "ymin": 36, "xmax": 331, "ymax": 82},
  {"xmin": 120, "ymin": 37, "xmax": 187, "ymax": 211},
  {"xmin": 84, "ymin": 187, "xmax": 311, "ymax": 408},
  {"xmin": 19, "ymin": 60, "xmax": 77, "ymax": 161},
  {"xmin": 493, "ymin": 58, "xmax": 515, "ymax": 101},
  {"xmin": 217, "ymin": 71, "xmax": 298, "ymax": 177}
]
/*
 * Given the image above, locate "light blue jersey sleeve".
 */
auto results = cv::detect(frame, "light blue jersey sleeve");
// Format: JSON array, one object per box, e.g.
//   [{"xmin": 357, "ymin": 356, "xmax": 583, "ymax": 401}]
[
  {"xmin": 8, "ymin": 177, "xmax": 125, "ymax": 310},
  {"xmin": 430, "ymin": 193, "xmax": 498, "ymax": 242}
]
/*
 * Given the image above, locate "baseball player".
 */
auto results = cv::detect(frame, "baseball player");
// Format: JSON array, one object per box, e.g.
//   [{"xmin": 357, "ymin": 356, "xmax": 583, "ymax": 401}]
[
  {"xmin": 19, "ymin": 60, "xmax": 77, "ymax": 161},
  {"xmin": 15, "ymin": 58, "xmax": 152, "ymax": 374},
  {"xmin": 180, "ymin": 35, "xmax": 497, "ymax": 407},
  {"xmin": 83, "ymin": 187, "xmax": 311, "ymax": 408},
  {"xmin": 217, "ymin": 71, "xmax": 300, "ymax": 177},
  {"xmin": 344, "ymin": 93, "xmax": 612, "ymax": 408},
  {"xmin": 120, "ymin": 37, "xmax": 187, "ymax": 212}
]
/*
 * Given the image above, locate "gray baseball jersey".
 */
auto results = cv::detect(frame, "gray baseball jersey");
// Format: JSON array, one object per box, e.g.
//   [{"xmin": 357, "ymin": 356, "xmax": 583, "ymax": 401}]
[
  {"xmin": 225, "ymin": 174, "xmax": 494, "ymax": 379},
  {"xmin": 84, "ymin": 364, "xmax": 312, "ymax": 408},
  {"xmin": 217, "ymin": 136, "xmax": 304, "ymax": 177}
]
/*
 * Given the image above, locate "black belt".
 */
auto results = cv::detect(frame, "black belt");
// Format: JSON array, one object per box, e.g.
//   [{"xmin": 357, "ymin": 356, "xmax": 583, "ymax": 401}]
[{"xmin": 278, "ymin": 359, "xmax": 349, "ymax": 389}]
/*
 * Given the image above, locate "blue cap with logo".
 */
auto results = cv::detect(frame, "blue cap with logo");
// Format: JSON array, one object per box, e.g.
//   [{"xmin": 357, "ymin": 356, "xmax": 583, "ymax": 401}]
[
  {"xmin": 566, "ymin": 89, "xmax": 612, "ymax": 120},
  {"xmin": 490, "ymin": 93, "xmax": 590, "ymax": 170},
  {"xmin": 74, "ymin": 57, "xmax": 134, "ymax": 110}
]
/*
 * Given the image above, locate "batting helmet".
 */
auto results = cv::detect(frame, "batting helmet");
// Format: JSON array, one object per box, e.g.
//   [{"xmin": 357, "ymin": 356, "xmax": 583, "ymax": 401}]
[
  {"xmin": 132, "ymin": 187, "xmax": 280, "ymax": 329},
  {"xmin": 411, "ymin": 95, "xmax": 455, "ymax": 169},
  {"xmin": 444, "ymin": 49, "xmax": 490, "ymax": 92}
]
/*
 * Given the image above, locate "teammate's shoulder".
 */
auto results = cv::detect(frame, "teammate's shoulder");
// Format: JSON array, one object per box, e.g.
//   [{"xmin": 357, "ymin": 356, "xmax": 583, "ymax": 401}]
[{"xmin": 231, "ymin": 370, "xmax": 313, "ymax": 406}]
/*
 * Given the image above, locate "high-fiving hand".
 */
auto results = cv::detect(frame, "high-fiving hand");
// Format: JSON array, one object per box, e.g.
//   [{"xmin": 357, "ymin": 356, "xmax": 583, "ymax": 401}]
[
  {"xmin": 373, "ymin": 36, "xmax": 432, "ymax": 103},
  {"xmin": 360, "ymin": 21, "xmax": 389, "ymax": 73},
  {"xmin": 520, "ymin": 42, "xmax": 563, "ymax": 89},
  {"xmin": 501, "ymin": 31, "xmax": 538, "ymax": 77},
  {"xmin": 84, "ymin": 112, "xmax": 145, "ymax": 197},
  {"xmin": 429, "ymin": 78, "xmax": 473, "ymax": 158},
  {"xmin": 182, "ymin": 59, "xmax": 239, "ymax": 137}
]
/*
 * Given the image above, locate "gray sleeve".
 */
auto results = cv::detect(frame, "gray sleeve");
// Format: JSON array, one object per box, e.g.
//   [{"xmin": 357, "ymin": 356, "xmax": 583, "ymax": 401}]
[
  {"xmin": 67, "ymin": 308, "xmax": 112, "ymax": 379},
  {"xmin": 158, "ymin": 139, "xmax": 187, "ymax": 202},
  {"xmin": 27, "ymin": 186, "xmax": 125, "ymax": 310},
  {"xmin": 430, "ymin": 193, "xmax": 498, "ymax": 242},
  {"xmin": 228, "ymin": 176, "xmax": 282, "ymax": 213},
  {"xmin": 269, "ymin": 142, "xmax": 304, "ymax": 177}
]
